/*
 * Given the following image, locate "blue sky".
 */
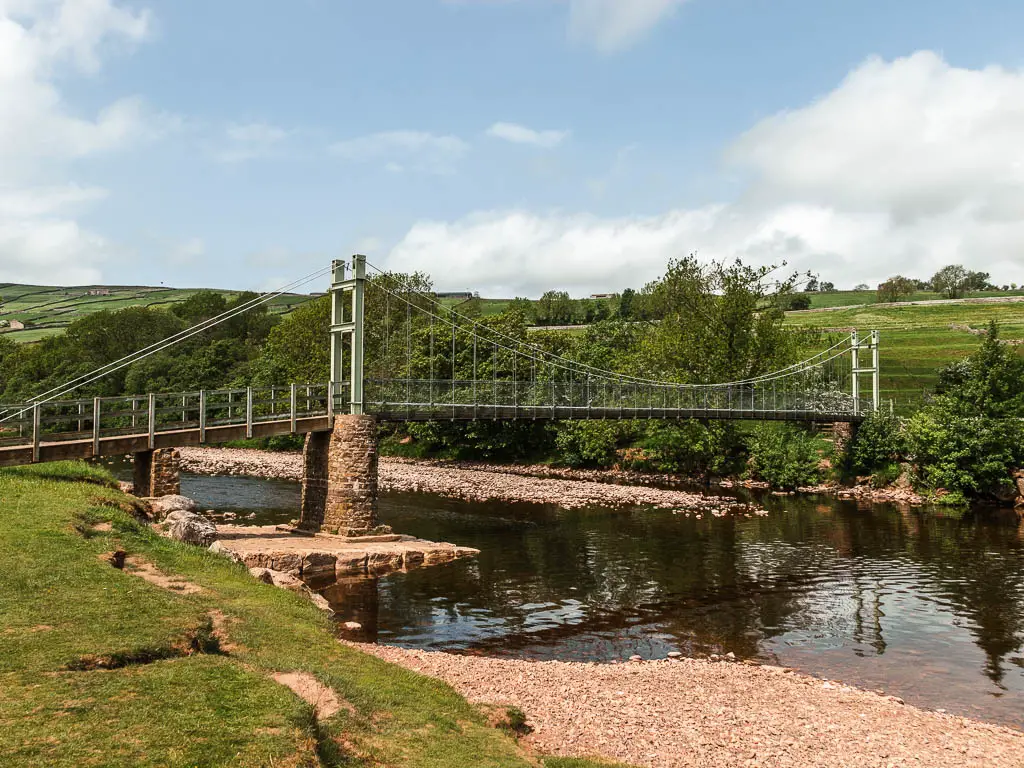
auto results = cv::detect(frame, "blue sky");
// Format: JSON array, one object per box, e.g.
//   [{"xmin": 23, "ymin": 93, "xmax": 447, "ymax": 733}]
[{"xmin": 3, "ymin": 0, "xmax": 1024, "ymax": 296}]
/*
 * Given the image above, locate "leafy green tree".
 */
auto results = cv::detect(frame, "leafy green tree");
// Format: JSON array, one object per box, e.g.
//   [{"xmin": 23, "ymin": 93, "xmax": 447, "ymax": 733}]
[
  {"xmin": 506, "ymin": 297, "xmax": 536, "ymax": 324},
  {"xmin": 907, "ymin": 322, "xmax": 1024, "ymax": 499},
  {"xmin": 555, "ymin": 421, "xmax": 630, "ymax": 467},
  {"xmin": 636, "ymin": 255, "xmax": 809, "ymax": 384},
  {"xmin": 934, "ymin": 322, "xmax": 1024, "ymax": 418},
  {"xmin": 170, "ymin": 291, "xmax": 229, "ymax": 323},
  {"xmin": 931, "ymin": 264, "xmax": 970, "ymax": 298},
  {"xmin": 534, "ymin": 291, "xmax": 573, "ymax": 325},
  {"xmin": 253, "ymin": 297, "xmax": 330, "ymax": 386},
  {"xmin": 617, "ymin": 288, "xmax": 636, "ymax": 319},
  {"xmin": 847, "ymin": 410, "xmax": 907, "ymax": 476},
  {"xmin": 876, "ymin": 275, "xmax": 915, "ymax": 302},
  {"xmin": 745, "ymin": 423, "xmax": 822, "ymax": 489}
]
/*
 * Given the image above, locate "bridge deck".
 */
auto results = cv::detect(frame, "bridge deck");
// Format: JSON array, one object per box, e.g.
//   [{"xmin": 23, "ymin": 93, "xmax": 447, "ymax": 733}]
[
  {"xmin": 0, "ymin": 416, "xmax": 331, "ymax": 468},
  {"xmin": 0, "ymin": 378, "xmax": 867, "ymax": 468}
]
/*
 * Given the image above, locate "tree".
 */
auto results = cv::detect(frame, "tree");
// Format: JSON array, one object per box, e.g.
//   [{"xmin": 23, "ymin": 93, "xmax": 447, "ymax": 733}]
[
  {"xmin": 907, "ymin": 322, "xmax": 1024, "ymax": 500},
  {"xmin": 931, "ymin": 265, "xmax": 970, "ymax": 298},
  {"xmin": 506, "ymin": 297, "xmax": 535, "ymax": 324},
  {"xmin": 876, "ymin": 275, "xmax": 915, "ymax": 303},
  {"xmin": 171, "ymin": 291, "xmax": 229, "ymax": 323},
  {"xmin": 617, "ymin": 288, "xmax": 636, "ymax": 319},
  {"xmin": 805, "ymin": 277, "xmax": 819, "ymax": 292},
  {"xmin": 964, "ymin": 270, "xmax": 992, "ymax": 292},
  {"xmin": 783, "ymin": 294, "xmax": 812, "ymax": 310},
  {"xmin": 854, "ymin": 283, "xmax": 870, "ymax": 291},
  {"xmin": 819, "ymin": 281, "xmax": 836, "ymax": 293},
  {"xmin": 534, "ymin": 291, "xmax": 573, "ymax": 326},
  {"xmin": 636, "ymin": 255, "xmax": 810, "ymax": 384}
]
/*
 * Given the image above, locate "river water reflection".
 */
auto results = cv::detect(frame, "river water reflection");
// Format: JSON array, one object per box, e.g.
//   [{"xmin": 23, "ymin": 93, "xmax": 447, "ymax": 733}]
[{"xmin": 178, "ymin": 472, "xmax": 1024, "ymax": 728}]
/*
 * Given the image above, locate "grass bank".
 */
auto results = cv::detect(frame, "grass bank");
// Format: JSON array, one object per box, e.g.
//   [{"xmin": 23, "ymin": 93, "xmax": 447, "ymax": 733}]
[{"xmin": 0, "ymin": 462, "xmax": 625, "ymax": 768}]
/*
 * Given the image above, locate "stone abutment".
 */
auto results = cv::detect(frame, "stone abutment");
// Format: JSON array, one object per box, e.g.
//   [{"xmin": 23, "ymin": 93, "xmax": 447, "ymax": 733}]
[
  {"xmin": 299, "ymin": 415, "xmax": 381, "ymax": 536},
  {"xmin": 133, "ymin": 448, "xmax": 181, "ymax": 497}
]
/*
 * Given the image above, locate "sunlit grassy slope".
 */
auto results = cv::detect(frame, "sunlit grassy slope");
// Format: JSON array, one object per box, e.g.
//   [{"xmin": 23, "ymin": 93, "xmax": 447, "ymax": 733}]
[{"xmin": 785, "ymin": 299, "xmax": 1024, "ymax": 410}]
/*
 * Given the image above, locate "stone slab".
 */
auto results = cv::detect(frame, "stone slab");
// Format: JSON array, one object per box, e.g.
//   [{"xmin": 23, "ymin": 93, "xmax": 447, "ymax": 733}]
[{"xmin": 214, "ymin": 525, "xmax": 479, "ymax": 581}]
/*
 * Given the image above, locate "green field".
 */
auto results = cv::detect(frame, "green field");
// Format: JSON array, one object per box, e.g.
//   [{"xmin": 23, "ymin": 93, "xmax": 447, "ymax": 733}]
[
  {"xmin": 806, "ymin": 288, "xmax": 1024, "ymax": 309},
  {"xmin": 0, "ymin": 283, "xmax": 314, "ymax": 343},
  {"xmin": 785, "ymin": 299, "xmax": 1024, "ymax": 410}
]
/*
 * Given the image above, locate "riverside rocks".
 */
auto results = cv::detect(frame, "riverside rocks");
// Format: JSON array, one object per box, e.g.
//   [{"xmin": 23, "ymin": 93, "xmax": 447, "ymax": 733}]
[
  {"xmin": 161, "ymin": 510, "xmax": 217, "ymax": 547},
  {"xmin": 382, "ymin": 460, "xmax": 762, "ymax": 516},
  {"xmin": 358, "ymin": 644, "xmax": 1024, "ymax": 768},
  {"xmin": 248, "ymin": 567, "xmax": 333, "ymax": 614},
  {"xmin": 797, "ymin": 481, "xmax": 927, "ymax": 506},
  {"xmin": 213, "ymin": 525, "xmax": 479, "ymax": 581},
  {"xmin": 146, "ymin": 494, "xmax": 199, "ymax": 521},
  {"xmin": 178, "ymin": 448, "xmax": 762, "ymax": 517}
]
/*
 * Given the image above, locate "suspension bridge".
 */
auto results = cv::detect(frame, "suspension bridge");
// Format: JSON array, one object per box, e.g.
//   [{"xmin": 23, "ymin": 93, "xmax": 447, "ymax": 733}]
[{"xmin": 0, "ymin": 254, "xmax": 881, "ymax": 471}]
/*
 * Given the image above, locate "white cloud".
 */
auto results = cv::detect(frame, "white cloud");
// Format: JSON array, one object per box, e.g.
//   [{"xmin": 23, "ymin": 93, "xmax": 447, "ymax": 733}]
[
  {"xmin": 386, "ymin": 52, "xmax": 1024, "ymax": 296},
  {"xmin": 215, "ymin": 121, "xmax": 289, "ymax": 163},
  {"xmin": 329, "ymin": 130, "xmax": 469, "ymax": 174},
  {"xmin": 0, "ymin": 0, "xmax": 164, "ymax": 284},
  {"xmin": 168, "ymin": 236, "xmax": 205, "ymax": 265},
  {"xmin": 567, "ymin": 0, "xmax": 689, "ymax": 53},
  {"xmin": 487, "ymin": 122, "xmax": 570, "ymax": 148}
]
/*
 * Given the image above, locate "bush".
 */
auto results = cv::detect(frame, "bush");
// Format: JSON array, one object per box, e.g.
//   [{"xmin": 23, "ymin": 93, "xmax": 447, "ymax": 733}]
[
  {"xmin": 848, "ymin": 411, "xmax": 907, "ymax": 475},
  {"xmin": 554, "ymin": 421, "xmax": 631, "ymax": 468},
  {"xmin": 906, "ymin": 407, "xmax": 1024, "ymax": 499},
  {"xmin": 745, "ymin": 423, "xmax": 823, "ymax": 489},
  {"xmin": 622, "ymin": 420, "xmax": 743, "ymax": 477}
]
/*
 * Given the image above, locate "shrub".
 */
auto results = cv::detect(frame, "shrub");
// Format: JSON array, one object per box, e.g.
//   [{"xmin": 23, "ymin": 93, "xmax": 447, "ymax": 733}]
[
  {"xmin": 622, "ymin": 420, "xmax": 743, "ymax": 477},
  {"xmin": 906, "ymin": 407, "xmax": 1024, "ymax": 499},
  {"xmin": 745, "ymin": 423, "xmax": 823, "ymax": 489},
  {"xmin": 554, "ymin": 421, "xmax": 631, "ymax": 468},
  {"xmin": 847, "ymin": 411, "xmax": 907, "ymax": 475}
]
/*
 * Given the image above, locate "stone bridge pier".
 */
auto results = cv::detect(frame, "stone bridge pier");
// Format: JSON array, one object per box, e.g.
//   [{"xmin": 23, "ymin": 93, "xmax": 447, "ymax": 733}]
[
  {"xmin": 133, "ymin": 448, "xmax": 181, "ymax": 498},
  {"xmin": 298, "ymin": 415, "xmax": 383, "ymax": 536}
]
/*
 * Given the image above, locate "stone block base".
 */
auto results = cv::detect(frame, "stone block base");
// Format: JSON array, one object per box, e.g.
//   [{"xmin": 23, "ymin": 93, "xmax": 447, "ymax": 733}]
[
  {"xmin": 133, "ymin": 448, "xmax": 181, "ymax": 497},
  {"xmin": 298, "ymin": 415, "xmax": 380, "ymax": 535}
]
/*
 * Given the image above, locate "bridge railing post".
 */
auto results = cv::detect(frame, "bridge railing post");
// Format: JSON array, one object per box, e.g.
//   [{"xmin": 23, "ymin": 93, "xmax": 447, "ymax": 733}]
[
  {"xmin": 851, "ymin": 331, "xmax": 860, "ymax": 417},
  {"xmin": 92, "ymin": 397, "xmax": 101, "ymax": 457},
  {"xmin": 32, "ymin": 403, "xmax": 40, "ymax": 463},
  {"xmin": 330, "ymin": 255, "xmax": 366, "ymax": 417},
  {"xmin": 290, "ymin": 383, "xmax": 297, "ymax": 432},
  {"xmin": 246, "ymin": 386, "xmax": 253, "ymax": 439},
  {"xmin": 148, "ymin": 393, "xmax": 156, "ymax": 449},
  {"xmin": 199, "ymin": 390, "xmax": 207, "ymax": 443}
]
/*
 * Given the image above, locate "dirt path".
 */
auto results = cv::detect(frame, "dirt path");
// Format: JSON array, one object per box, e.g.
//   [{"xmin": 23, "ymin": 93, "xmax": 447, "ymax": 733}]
[{"xmin": 357, "ymin": 644, "xmax": 1024, "ymax": 768}]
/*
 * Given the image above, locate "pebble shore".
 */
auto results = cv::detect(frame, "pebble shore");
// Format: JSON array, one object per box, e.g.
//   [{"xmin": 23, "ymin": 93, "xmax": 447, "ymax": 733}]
[
  {"xmin": 357, "ymin": 644, "xmax": 1024, "ymax": 768},
  {"xmin": 177, "ymin": 447, "xmax": 764, "ymax": 517}
]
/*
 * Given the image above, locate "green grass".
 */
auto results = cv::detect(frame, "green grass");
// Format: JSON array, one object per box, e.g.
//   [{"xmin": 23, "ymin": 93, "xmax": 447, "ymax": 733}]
[
  {"xmin": 0, "ymin": 462, "xmax": 629, "ymax": 767},
  {"xmin": 786, "ymin": 299, "xmax": 1024, "ymax": 411},
  {"xmin": 805, "ymin": 289, "xmax": 1024, "ymax": 309},
  {"xmin": 0, "ymin": 283, "xmax": 313, "ymax": 343}
]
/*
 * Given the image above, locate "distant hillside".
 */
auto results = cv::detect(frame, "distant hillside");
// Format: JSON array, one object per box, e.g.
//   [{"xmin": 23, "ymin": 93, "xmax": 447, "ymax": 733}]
[
  {"xmin": 0, "ymin": 283, "xmax": 315, "ymax": 343},
  {"xmin": 785, "ymin": 297, "xmax": 1024, "ymax": 411}
]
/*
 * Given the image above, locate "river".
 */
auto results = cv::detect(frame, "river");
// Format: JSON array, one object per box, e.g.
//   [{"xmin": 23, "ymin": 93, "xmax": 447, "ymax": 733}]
[{"xmin": 172, "ymin": 469, "xmax": 1024, "ymax": 728}]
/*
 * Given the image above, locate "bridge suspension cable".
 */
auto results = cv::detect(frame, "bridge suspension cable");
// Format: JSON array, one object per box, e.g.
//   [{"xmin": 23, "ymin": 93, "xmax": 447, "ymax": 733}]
[
  {"xmin": 0, "ymin": 264, "xmax": 334, "ymax": 423},
  {"xmin": 353, "ymin": 258, "xmax": 876, "ymax": 421},
  {"xmin": 365, "ymin": 261, "xmax": 855, "ymax": 389}
]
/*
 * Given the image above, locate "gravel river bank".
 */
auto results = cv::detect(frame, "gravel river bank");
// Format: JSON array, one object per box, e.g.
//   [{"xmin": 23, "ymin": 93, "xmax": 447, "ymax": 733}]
[
  {"xmin": 357, "ymin": 643, "xmax": 1024, "ymax": 768},
  {"xmin": 177, "ymin": 447, "xmax": 763, "ymax": 516}
]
